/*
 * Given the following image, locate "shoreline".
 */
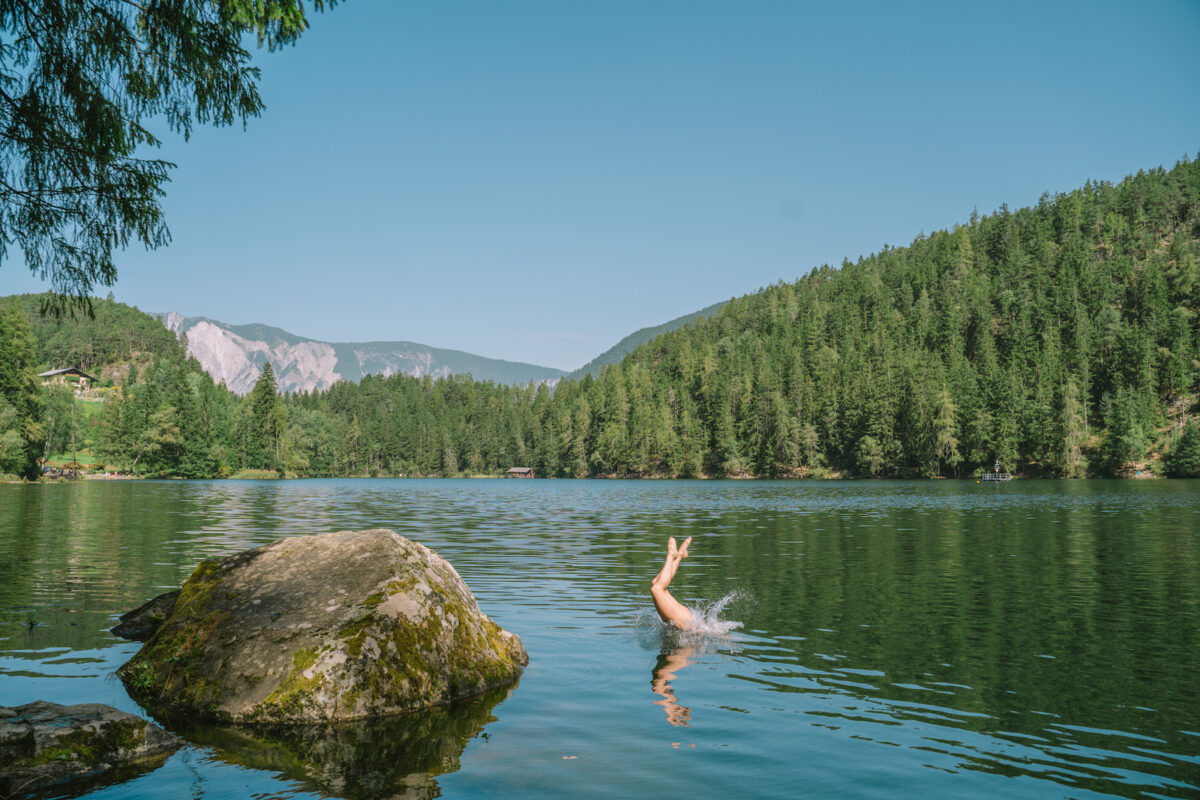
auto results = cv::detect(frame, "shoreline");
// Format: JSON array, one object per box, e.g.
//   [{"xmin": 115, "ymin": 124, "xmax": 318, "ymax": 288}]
[{"xmin": 7, "ymin": 472, "xmax": 1172, "ymax": 484}]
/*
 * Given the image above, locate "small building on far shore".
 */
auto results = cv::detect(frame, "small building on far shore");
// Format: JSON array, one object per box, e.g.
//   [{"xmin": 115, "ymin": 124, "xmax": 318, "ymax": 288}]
[
  {"xmin": 506, "ymin": 467, "xmax": 536, "ymax": 479},
  {"xmin": 39, "ymin": 368, "xmax": 98, "ymax": 391}
]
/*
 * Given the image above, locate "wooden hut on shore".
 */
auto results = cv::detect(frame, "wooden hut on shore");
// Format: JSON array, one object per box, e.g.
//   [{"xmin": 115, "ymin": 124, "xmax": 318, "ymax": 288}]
[
  {"xmin": 38, "ymin": 368, "xmax": 97, "ymax": 390},
  {"xmin": 506, "ymin": 467, "xmax": 536, "ymax": 479}
]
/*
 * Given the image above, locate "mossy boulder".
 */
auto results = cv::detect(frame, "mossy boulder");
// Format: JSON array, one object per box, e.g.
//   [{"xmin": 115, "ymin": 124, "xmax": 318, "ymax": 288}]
[
  {"xmin": 117, "ymin": 529, "xmax": 527, "ymax": 723},
  {"xmin": 0, "ymin": 701, "xmax": 181, "ymax": 798}
]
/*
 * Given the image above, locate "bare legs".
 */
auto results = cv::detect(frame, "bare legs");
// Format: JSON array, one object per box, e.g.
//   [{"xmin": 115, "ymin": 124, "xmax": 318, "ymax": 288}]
[
  {"xmin": 650, "ymin": 538, "xmax": 696, "ymax": 725},
  {"xmin": 652, "ymin": 646, "xmax": 694, "ymax": 726},
  {"xmin": 651, "ymin": 536, "xmax": 694, "ymax": 630}
]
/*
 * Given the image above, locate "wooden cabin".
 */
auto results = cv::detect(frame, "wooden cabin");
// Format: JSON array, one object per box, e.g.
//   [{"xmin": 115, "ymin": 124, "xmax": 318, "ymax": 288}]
[
  {"xmin": 506, "ymin": 467, "xmax": 536, "ymax": 478},
  {"xmin": 38, "ymin": 368, "xmax": 98, "ymax": 390}
]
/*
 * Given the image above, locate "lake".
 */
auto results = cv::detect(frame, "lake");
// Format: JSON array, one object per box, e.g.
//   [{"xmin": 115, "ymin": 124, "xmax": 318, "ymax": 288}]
[{"xmin": 1, "ymin": 479, "xmax": 1198, "ymax": 799}]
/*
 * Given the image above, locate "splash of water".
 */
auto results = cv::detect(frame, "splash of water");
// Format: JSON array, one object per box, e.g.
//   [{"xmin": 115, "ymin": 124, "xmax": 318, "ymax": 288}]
[
  {"xmin": 634, "ymin": 591, "xmax": 748, "ymax": 653},
  {"xmin": 635, "ymin": 590, "xmax": 747, "ymax": 640},
  {"xmin": 683, "ymin": 591, "xmax": 746, "ymax": 637}
]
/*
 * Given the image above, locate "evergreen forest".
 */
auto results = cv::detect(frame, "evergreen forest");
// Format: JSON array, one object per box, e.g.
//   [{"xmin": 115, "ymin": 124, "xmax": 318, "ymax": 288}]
[{"xmin": 3, "ymin": 156, "xmax": 1200, "ymax": 480}]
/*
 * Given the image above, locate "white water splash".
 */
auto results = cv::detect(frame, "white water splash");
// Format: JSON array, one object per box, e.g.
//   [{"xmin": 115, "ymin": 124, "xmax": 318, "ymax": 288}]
[
  {"xmin": 683, "ymin": 591, "xmax": 746, "ymax": 637},
  {"xmin": 634, "ymin": 591, "xmax": 748, "ymax": 651}
]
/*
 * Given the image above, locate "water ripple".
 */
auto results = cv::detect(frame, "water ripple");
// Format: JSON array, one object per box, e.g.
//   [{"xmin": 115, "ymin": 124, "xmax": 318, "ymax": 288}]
[{"xmin": 1, "ymin": 478, "xmax": 1197, "ymax": 799}]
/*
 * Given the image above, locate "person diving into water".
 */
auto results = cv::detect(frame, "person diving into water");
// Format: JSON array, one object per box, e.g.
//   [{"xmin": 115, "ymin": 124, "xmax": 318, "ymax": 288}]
[{"xmin": 651, "ymin": 536, "xmax": 694, "ymax": 630}]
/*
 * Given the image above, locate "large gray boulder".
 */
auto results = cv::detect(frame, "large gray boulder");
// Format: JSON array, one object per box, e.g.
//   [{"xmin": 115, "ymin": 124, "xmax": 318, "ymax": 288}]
[
  {"xmin": 0, "ymin": 701, "xmax": 181, "ymax": 798},
  {"xmin": 117, "ymin": 529, "xmax": 527, "ymax": 724}
]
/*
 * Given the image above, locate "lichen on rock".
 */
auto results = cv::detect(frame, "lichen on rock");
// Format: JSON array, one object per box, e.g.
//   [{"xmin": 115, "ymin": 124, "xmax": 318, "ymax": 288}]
[
  {"xmin": 117, "ymin": 529, "xmax": 528, "ymax": 724},
  {"xmin": 0, "ymin": 701, "xmax": 181, "ymax": 798}
]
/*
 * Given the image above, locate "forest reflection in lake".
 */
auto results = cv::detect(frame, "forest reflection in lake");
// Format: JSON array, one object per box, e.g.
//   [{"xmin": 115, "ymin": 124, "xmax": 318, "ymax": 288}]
[{"xmin": 1, "ymin": 478, "xmax": 1198, "ymax": 799}]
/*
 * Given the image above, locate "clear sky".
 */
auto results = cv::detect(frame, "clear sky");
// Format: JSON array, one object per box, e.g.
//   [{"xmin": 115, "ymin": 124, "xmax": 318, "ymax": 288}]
[{"xmin": 3, "ymin": 0, "xmax": 1199, "ymax": 370}]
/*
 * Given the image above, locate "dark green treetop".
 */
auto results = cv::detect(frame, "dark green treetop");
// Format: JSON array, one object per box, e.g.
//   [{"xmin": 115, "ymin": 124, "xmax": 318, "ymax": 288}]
[
  {"xmin": 1165, "ymin": 422, "xmax": 1200, "ymax": 478},
  {"xmin": 0, "ymin": 301, "xmax": 44, "ymax": 477}
]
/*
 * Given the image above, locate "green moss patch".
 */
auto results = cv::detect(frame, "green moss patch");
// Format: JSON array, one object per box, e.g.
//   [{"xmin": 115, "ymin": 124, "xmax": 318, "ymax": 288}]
[
  {"xmin": 256, "ymin": 648, "xmax": 326, "ymax": 720},
  {"xmin": 31, "ymin": 719, "xmax": 147, "ymax": 767},
  {"xmin": 117, "ymin": 558, "xmax": 230, "ymax": 707}
]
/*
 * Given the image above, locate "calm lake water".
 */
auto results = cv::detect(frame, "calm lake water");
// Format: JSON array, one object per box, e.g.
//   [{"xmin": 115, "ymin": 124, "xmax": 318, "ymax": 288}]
[{"xmin": 1, "ymin": 479, "xmax": 1198, "ymax": 799}]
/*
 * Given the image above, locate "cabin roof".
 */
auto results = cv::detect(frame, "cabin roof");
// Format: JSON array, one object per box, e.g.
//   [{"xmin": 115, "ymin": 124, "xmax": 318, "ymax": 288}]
[
  {"xmin": 506, "ymin": 467, "xmax": 534, "ymax": 473},
  {"xmin": 38, "ymin": 368, "xmax": 98, "ymax": 381}
]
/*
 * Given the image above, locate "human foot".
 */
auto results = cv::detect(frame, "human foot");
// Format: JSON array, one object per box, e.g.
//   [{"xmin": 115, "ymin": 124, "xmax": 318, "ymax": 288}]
[{"xmin": 678, "ymin": 536, "xmax": 692, "ymax": 559}]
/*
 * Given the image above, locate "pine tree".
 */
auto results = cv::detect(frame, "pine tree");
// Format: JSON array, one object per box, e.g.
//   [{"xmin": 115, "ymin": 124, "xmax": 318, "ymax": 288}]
[
  {"xmin": 243, "ymin": 362, "xmax": 283, "ymax": 470},
  {"xmin": 0, "ymin": 305, "xmax": 44, "ymax": 477},
  {"xmin": 40, "ymin": 384, "xmax": 78, "ymax": 462},
  {"xmin": 933, "ymin": 386, "xmax": 961, "ymax": 477},
  {"xmin": 1057, "ymin": 380, "xmax": 1088, "ymax": 477},
  {"xmin": 1102, "ymin": 387, "xmax": 1145, "ymax": 476},
  {"xmin": 857, "ymin": 435, "xmax": 886, "ymax": 477},
  {"xmin": 1165, "ymin": 421, "xmax": 1200, "ymax": 478},
  {"xmin": 138, "ymin": 406, "xmax": 182, "ymax": 476},
  {"xmin": 95, "ymin": 390, "xmax": 132, "ymax": 471}
]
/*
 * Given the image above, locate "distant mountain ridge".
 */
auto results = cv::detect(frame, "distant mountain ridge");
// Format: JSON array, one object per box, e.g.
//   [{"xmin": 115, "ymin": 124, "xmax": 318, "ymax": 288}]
[
  {"xmin": 565, "ymin": 300, "xmax": 727, "ymax": 381},
  {"xmin": 161, "ymin": 313, "xmax": 566, "ymax": 395}
]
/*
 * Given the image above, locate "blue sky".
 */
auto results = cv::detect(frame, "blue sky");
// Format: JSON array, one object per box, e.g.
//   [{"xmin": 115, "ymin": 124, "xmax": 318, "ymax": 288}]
[{"xmin": 3, "ymin": 0, "xmax": 1199, "ymax": 370}]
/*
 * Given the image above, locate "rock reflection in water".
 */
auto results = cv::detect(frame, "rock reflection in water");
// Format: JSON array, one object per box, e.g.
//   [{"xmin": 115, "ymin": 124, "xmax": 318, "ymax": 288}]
[{"xmin": 159, "ymin": 685, "xmax": 514, "ymax": 800}]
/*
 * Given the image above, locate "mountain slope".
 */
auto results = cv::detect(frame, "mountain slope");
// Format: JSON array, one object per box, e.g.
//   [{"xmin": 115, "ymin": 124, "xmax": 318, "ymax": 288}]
[
  {"xmin": 161, "ymin": 313, "xmax": 566, "ymax": 394},
  {"xmin": 564, "ymin": 301, "xmax": 727, "ymax": 381},
  {"xmin": 274, "ymin": 155, "xmax": 1200, "ymax": 479}
]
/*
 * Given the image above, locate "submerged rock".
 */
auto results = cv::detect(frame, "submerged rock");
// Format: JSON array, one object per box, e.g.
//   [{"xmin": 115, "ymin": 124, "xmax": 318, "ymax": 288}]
[
  {"xmin": 162, "ymin": 684, "xmax": 512, "ymax": 800},
  {"xmin": 117, "ymin": 529, "xmax": 527, "ymax": 723},
  {"xmin": 0, "ymin": 701, "xmax": 181, "ymax": 798},
  {"xmin": 111, "ymin": 589, "xmax": 180, "ymax": 641}
]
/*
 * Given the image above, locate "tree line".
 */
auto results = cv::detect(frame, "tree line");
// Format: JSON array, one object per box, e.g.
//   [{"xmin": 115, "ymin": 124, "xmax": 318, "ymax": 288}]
[{"xmin": 3, "ymin": 156, "xmax": 1200, "ymax": 479}]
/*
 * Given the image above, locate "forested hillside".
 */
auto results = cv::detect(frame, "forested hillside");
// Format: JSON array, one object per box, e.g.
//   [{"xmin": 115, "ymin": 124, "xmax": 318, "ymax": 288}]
[
  {"xmin": 564, "ymin": 300, "xmax": 726, "ymax": 381},
  {"xmin": 11, "ymin": 295, "xmax": 184, "ymax": 378},
  {"xmin": 279, "ymin": 156, "xmax": 1200, "ymax": 479},
  {"xmin": 3, "ymin": 156, "xmax": 1199, "ymax": 480},
  {"xmin": 0, "ymin": 294, "xmax": 238, "ymax": 478}
]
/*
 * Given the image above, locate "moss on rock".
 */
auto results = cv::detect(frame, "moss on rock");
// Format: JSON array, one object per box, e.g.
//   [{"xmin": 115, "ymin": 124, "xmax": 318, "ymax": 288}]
[
  {"xmin": 118, "ymin": 529, "xmax": 528, "ymax": 724},
  {"xmin": 0, "ymin": 702, "xmax": 180, "ymax": 798}
]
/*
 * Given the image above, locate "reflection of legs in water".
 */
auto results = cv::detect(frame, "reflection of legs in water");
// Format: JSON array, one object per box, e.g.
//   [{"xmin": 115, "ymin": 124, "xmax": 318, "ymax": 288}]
[
  {"xmin": 652, "ymin": 646, "xmax": 695, "ymax": 727},
  {"xmin": 651, "ymin": 536, "xmax": 694, "ymax": 630}
]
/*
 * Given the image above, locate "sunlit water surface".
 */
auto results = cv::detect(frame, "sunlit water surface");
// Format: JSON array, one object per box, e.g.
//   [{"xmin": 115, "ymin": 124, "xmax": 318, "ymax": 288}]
[{"xmin": 1, "ymin": 479, "xmax": 1198, "ymax": 799}]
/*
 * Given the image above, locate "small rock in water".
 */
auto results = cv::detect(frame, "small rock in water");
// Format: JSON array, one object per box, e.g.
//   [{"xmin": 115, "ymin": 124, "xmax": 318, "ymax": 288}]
[
  {"xmin": 0, "ymin": 701, "xmax": 181, "ymax": 798},
  {"xmin": 111, "ymin": 589, "xmax": 180, "ymax": 641},
  {"xmin": 117, "ymin": 529, "xmax": 528, "ymax": 724}
]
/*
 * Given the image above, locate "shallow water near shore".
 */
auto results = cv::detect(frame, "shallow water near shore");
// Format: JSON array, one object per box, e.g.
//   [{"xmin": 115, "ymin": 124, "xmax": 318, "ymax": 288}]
[{"xmin": 1, "ymin": 478, "xmax": 1198, "ymax": 799}]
